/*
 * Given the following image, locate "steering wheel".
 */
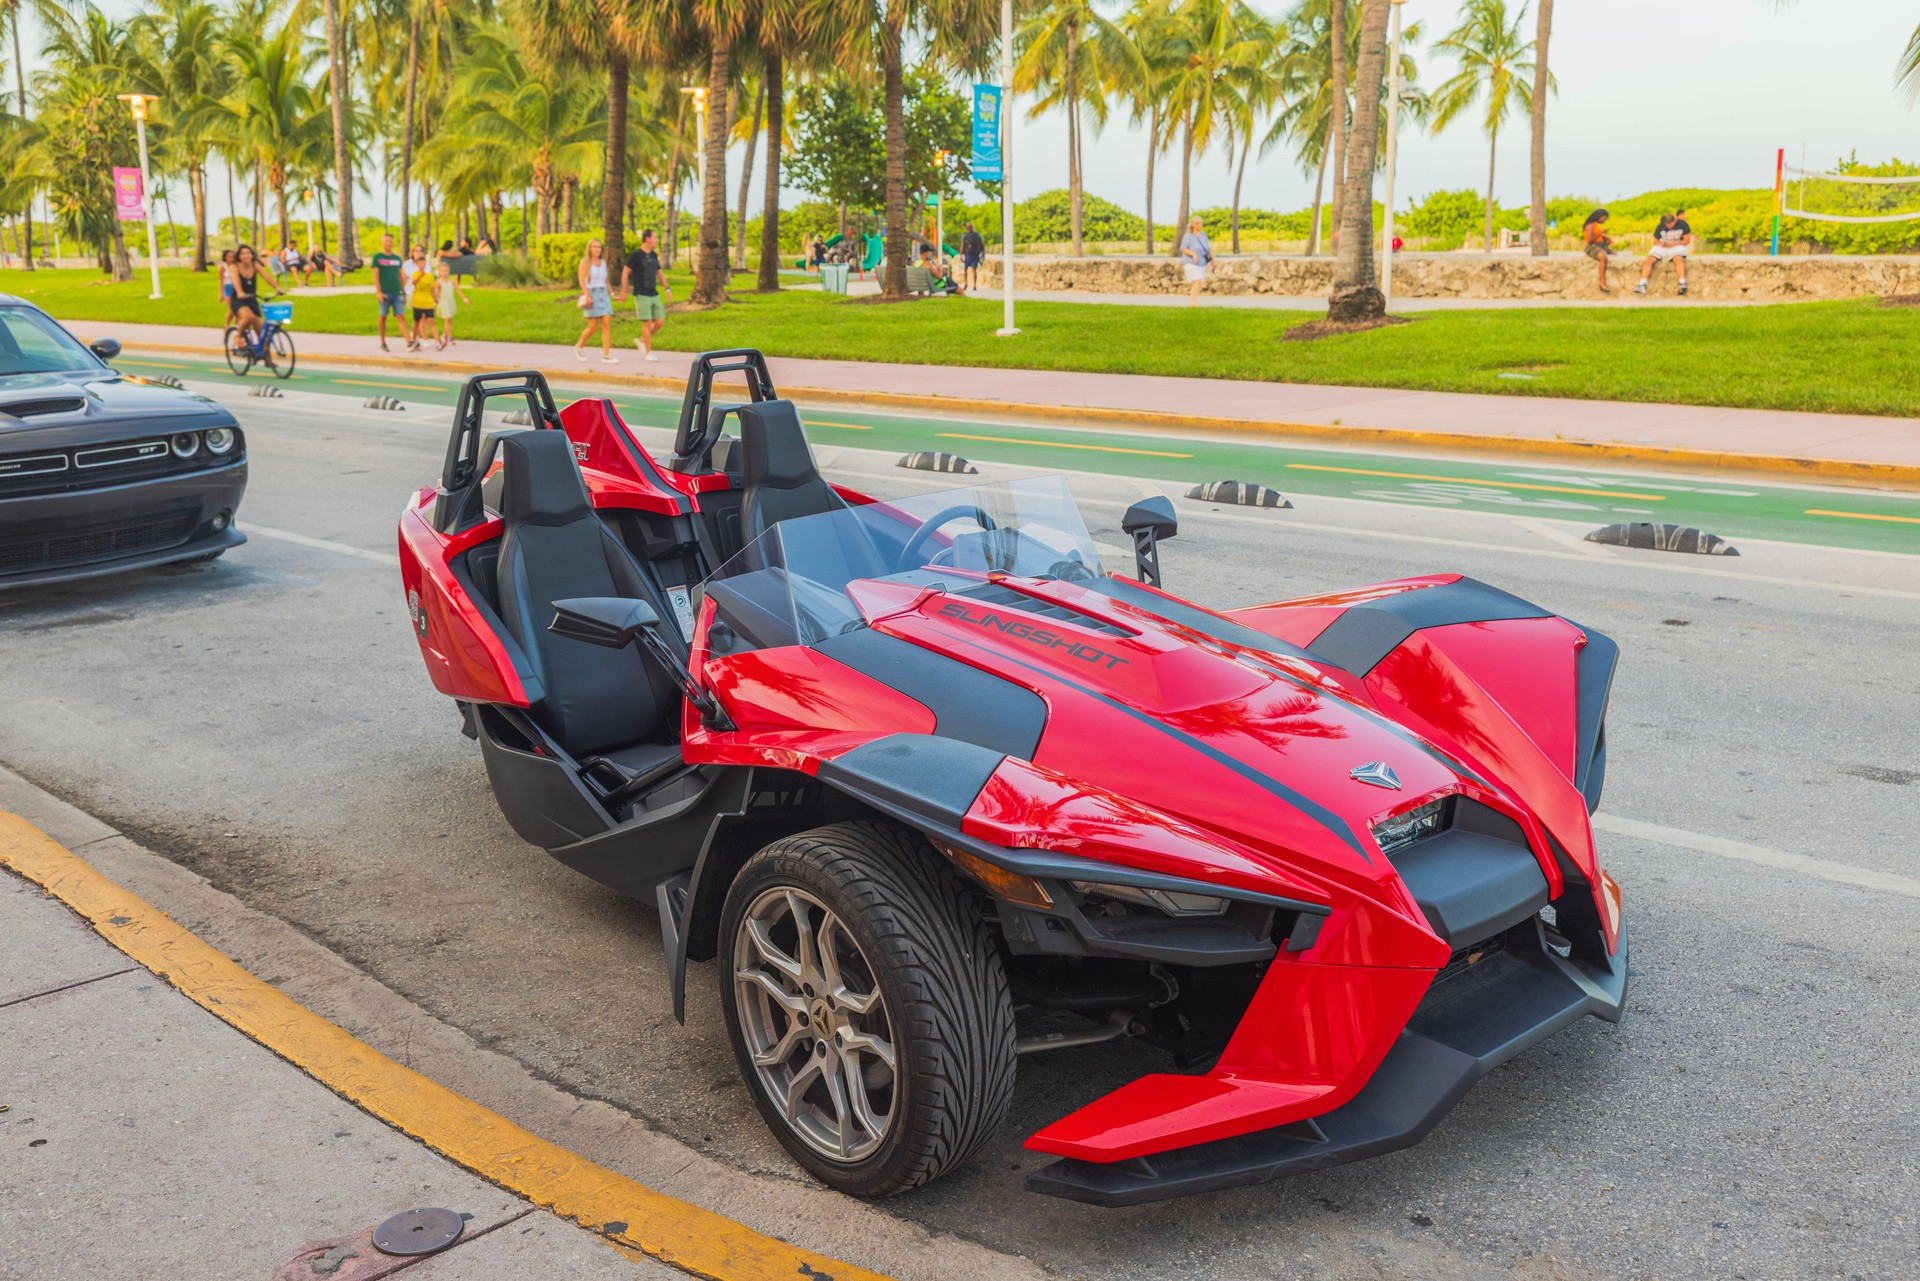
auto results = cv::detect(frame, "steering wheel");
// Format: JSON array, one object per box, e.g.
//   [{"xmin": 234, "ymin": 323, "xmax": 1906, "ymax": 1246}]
[{"xmin": 895, "ymin": 505, "xmax": 998, "ymax": 573}]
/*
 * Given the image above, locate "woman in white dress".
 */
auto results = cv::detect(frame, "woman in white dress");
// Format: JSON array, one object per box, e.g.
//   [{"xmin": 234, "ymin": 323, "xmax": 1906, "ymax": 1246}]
[{"xmin": 574, "ymin": 238, "xmax": 617, "ymax": 364}]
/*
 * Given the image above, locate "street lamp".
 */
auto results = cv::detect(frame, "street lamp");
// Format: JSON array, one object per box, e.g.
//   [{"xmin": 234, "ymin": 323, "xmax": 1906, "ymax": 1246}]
[
  {"xmin": 932, "ymin": 150, "xmax": 952, "ymax": 255},
  {"xmin": 1379, "ymin": 0, "xmax": 1406, "ymax": 310},
  {"xmin": 117, "ymin": 92, "xmax": 164, "ymax": 300},
  {"xmin": 997, "ymin": 0, "xmax": 1018, "ymax": 336}
]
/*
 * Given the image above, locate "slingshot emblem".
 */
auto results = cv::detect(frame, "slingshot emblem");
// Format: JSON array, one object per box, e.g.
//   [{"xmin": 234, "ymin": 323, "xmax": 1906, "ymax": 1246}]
[{"xmin": 1350, "ymin": 761, "xmax": 1402, "ymax": 790}]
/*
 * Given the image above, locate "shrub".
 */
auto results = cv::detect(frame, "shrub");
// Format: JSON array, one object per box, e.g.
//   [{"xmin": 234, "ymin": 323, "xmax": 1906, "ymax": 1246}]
[
  {"xmin": 473, "ymin": 251, "xmax": 542, "ymax": 287},
  {"xmin": 534, "ymin": 231, "xmax": 646, "ymax": 281}
]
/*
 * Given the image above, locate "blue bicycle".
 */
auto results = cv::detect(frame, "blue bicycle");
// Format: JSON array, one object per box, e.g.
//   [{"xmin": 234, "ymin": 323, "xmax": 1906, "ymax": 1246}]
[{"xmin": 225, "ymin": 297, "xmax": 296, "ymax": 379}]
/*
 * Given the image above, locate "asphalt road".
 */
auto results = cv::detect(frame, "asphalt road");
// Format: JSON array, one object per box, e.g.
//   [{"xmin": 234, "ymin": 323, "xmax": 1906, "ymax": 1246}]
[{"xmin": 2, "ymin": 375, "xmax": 1916, "ymax": 1281}]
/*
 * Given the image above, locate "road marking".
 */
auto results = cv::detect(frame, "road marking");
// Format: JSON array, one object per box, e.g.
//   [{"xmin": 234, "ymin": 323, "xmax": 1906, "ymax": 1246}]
[
  {"xmin": 810, "ymin": 419, "xmax": 876, "ymax": 430},
  {"xmin": 1805, "ymin": 508, "xmax": 1920, "ymax": 525},
  {"xmin": 937, "ymin": 432, "xmax": 1194, "ymax": 459},
  {"xmin": 0, "ymin": 814, "xmax": 891, "ymax": 1281},
  {"xmin": 248, "ymin": 524, "xmax": 397, "ymax": 566},
  {"xmin": 1593, "ymin": 813, "xmax": 1920, "ymax": 899},
  {"xmin": 335, "ymin": 378, "xmax": 444, "ymax": 392},
  {"xmin": 1286, "ymin": 463, "xmax": 1668, "ymax": 501}
]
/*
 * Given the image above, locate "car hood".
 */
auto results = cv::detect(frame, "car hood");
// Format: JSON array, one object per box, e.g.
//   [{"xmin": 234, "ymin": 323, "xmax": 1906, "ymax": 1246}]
[
  {"xmin": 0, "ymin": 370, "xmax": 235, "ymax": 446},
  {"xmin": 847, "ymin": 575, "xmax": 1491, "ymax": 896}
]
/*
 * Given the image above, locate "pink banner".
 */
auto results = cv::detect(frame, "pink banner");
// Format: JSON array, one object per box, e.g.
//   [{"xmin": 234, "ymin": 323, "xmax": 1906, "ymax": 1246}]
[{"xmin": 113, "ymin": 167, "xmax": 145, "ymax": 221}]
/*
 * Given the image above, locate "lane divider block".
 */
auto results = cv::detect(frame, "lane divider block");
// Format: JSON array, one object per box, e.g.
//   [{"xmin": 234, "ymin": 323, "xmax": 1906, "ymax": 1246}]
[
  {"xmin": 363, "ymin": 395, "xmax": 405, "ymax": 412},
  {"xmin": 899, "ymin": 450, "xmax": 978, "ymax": 474},
  {"xmin": 1186, "ymin": 480, "xmax": 1292, "ymax": 509},
  {"xmin": 1585, "ymin": 522, "xmax": 1739, "ymax": 555},
  {"xmin": 248, "ymin": 384, "xmax": 285, "ymax": 399}
]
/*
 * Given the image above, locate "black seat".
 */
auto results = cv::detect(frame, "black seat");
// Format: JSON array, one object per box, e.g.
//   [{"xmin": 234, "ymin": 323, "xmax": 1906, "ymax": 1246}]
[
  {"xmin": 738, "ymin": 400, "xmax": 847, "ymax": 539},
  {"xmin": 493, "ymin": 431, "xmax": 683, "ymax": 793}
]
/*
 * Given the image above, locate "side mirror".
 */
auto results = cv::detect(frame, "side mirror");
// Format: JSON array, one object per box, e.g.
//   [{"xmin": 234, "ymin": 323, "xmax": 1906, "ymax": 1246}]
[
  {"xmin": 90, "ymin": 337, "xmax": 122, "ymax": 361},
  {"xmin": 1120, "ymin": 497, "xmax": 1178, "ymax": 589},
  {"xmin": 548, "ymin": 597, "xmax": 660, "ymax": 649}
]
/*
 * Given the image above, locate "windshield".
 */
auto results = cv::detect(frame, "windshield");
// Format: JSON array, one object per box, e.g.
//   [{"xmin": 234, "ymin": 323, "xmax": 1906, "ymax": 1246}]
[
  {"xmin": 0, "ymin": 307, "xmax": 103, "ymax": 376},
  {"xmin": 704, "ymin": 475, "xmax": 1104, "ymax": 654}
]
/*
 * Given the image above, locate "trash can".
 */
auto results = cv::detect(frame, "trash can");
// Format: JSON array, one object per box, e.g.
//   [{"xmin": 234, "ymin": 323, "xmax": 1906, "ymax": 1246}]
[{"xmin": 821, "ymin": 263, "xmax": 850, "ymax": 295}]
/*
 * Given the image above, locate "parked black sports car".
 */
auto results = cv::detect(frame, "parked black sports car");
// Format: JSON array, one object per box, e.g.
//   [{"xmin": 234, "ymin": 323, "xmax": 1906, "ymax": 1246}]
[{"xmin": 0, "ymin": 298, "xmax": 246, "ymax": 590}]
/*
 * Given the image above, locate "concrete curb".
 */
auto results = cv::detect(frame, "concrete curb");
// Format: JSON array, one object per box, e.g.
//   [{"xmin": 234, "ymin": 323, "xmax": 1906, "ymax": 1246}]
[
  {"xmin": 125, "ymin": 339, "xmax": 1920, "ymax": 492},
  {"xmin": 0, "ymin": 810, "xmax": 893, "ymax": 1281}
]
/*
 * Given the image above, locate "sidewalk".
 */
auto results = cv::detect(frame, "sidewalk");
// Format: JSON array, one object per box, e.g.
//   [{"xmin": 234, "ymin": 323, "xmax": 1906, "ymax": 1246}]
[
  {"xmin": 81, "ymin": 319, "xmax": 1920, "ymax": 487},
  {"xmin": 0, "ymin": 858, "xmax": 675, "ymax": 1281}
]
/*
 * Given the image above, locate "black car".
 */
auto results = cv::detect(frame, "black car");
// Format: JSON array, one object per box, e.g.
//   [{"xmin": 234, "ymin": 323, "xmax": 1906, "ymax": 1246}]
[{"xmin": 0, "ymin": 297, "xmax": 246, "ymax": 590}]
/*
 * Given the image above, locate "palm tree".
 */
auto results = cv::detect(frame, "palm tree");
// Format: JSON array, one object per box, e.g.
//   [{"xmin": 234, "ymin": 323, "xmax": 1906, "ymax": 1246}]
[
  {"xmin": 139, "ymin": 0, "xmax": 229, "ymax": 271},
  {"xmin": 1015, "ymin": 0, "xmax": 1144, "ymax": 256},
  {"xmin": 1327, "ymin": 0, "xmax": 1389, "ymax": 320},
  {"xmin": 1116, "ymin": 0, "xmax": 1176, "ymax": 254},
  {"xmin": 752, "ymin": 0, "xmax": 823, "ymax": 291},
  {"xmin": 3, "ymin": 0, "xmax": 33, "ymax": 268},
  {"xmin": 1219, "ymin": 12, "xmax": 1284, "ymax": 253},
  {"xmin": 680, "ymin": 0, "xmax": 755, "ymax": 305},
  {"xmin": 34, "ymin": 2, "xmax": 149, "ymax": 278},
  {"xmin": 1527, "ymin": 0, "xmax": 1550, "ymax": 256},
  {"xmin": 323, "ymin": 0, "xmax": 360, "ymax": 267},
  {"xmin": 1157, "ymin": 0, "xmax": 1260, "ymax": 257},
  {"xmin": 215, "ymin": 23, "xmax": 330, "ymax": 248},
  {"xmin": 1429, "ymin": 0, "xmax": 1536, "ymax": 255}
]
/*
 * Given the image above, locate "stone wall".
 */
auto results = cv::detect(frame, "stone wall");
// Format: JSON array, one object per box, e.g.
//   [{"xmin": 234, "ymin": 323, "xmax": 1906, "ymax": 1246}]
[{"xmin": 979, "ymin": 252, "xmax": 1920, "ymax": 301}]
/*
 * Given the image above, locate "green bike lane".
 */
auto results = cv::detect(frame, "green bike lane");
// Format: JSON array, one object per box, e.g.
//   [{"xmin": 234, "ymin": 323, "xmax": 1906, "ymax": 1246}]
[{"xmin": 122, "ymin": 353, "xmax": 1920, "ymax": 556}]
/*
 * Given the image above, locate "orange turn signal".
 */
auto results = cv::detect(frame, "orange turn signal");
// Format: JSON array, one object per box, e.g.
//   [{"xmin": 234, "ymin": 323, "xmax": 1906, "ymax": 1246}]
[{"xmin": 932, "ymin": 840, "xmax": 1053, "ymax": 909}]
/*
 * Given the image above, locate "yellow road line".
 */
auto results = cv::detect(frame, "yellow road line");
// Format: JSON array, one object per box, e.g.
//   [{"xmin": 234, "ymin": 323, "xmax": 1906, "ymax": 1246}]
[
  {"xmin": 811, "ymin": 419, "xmax": 876, "ymax": 430},
  {"xmin": 0, "ymin": 813, "xmax": 890, "ymax": 1281},
  {"xmin": 1805, "ymin": 507, "xmax": 1920, "ymax": 525},
  {"xmin": 335, "ymin": 378, "xmax": 444, "ymax": 392},
  {"xmin": 117, "ymin": 358, "xmax": 191, "ymax": 370},
  {"xmin": 1285, "ymin": 462, "xmax": 1668, "ymax": 501},
  {"xmin": 936, "ymin": 432, "xmax": 1194, "ymax": 459}
]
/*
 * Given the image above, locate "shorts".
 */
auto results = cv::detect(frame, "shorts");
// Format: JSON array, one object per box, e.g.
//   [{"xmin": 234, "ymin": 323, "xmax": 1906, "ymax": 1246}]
[
  {"xmin": 411, "ymin": 307, "xmax": 435, "ymax": 323},
  {"xmin": 233, "ymin": 296, "xmax": 262, "ymax": 319},
  {"xmin": 1583, "ymin": 242, "xmax": 1607, "ymax": 259},
  {"xmin": 379, "ymin": 293, "xmax": 406, "ymax": 319},
  {"xmin": 633, "ymin": 293, "xmax": 666, "ymax": 322},
  {"xmin": 1183, "ymin": 262, "xmax": 1208, "ymax": 283},
  {"xmin": 1649, "ymin": 244, "xmax": 1689, "ymax": 261},
  {"xmin": 963, "ymin": 253, "xmax": 981, "ymax": 269}
]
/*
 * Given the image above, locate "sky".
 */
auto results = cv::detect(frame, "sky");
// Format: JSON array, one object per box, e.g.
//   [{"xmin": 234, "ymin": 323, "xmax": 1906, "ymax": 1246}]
[{"xmin": 61, "ymin": 0, "xmax": 1920, "ymax": 226}]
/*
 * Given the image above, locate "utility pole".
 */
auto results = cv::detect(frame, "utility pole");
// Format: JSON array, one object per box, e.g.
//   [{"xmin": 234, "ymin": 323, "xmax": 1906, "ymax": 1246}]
[
  {"xmin": 997, "ymin": 0, "xmax": 1018, "ymax": 336},
  {"xmin": 120, "ymin": 93, "xmax": 164, "ymax": 299}
]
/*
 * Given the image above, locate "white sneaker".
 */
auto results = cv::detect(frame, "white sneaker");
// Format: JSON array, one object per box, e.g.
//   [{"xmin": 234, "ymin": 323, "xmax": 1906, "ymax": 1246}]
[
  {"xmin": 601, "ymin": 356, "xmax": 618, "ymax": 365},
  {"xmin": 644, "ymin": 353, "xmax": 659, "ymax": 362},
  {"xmin": 574, "ymin": 349, "xmax": 587, "ymax": 362},
  {"xmin": 634, "ymin": 338, "xmax": 645, "ymax": 352},
  {"xmin": 1633, "ymin": 282, "xmax": 1647, "ymax": 295}
]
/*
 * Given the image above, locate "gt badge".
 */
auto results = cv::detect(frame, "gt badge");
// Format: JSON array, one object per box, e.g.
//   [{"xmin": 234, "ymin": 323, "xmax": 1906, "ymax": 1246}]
[{"xmin": 1350, "ymin": 761, "xmax": 1401, "ymax": 790}]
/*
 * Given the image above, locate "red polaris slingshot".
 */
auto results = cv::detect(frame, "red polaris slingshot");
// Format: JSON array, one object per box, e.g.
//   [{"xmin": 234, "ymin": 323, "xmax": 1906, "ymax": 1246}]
[{"xmin": 398, "ymin": 353, "xmax": 1627, "ymax": 1206}]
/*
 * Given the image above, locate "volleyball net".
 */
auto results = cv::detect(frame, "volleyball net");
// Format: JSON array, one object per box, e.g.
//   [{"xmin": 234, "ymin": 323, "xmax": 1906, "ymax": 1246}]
[{"xmin": 1773, "ymin": 151, "xmax": 1920, "ymax": 245}]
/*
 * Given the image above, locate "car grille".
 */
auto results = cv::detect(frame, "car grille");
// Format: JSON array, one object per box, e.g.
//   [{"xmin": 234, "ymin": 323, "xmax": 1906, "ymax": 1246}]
[
  {"xmin": 0, "ymin": 512, "xmax": 198, "ymax": 572},
  {"xmin": 76, "ymin": 439, "xmax": 170, "ymax": 468}
]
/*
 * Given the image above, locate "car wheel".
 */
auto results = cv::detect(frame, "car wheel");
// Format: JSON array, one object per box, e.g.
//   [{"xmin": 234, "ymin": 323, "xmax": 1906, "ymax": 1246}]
[{"xmin": 719, "ymin": 821, "xmax": 1015, "ymax": 1197}]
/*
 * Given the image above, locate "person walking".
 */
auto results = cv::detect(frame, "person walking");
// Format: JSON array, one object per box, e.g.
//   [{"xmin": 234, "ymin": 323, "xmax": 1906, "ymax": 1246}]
[
  {"xmin": 960, "ymin": 223, "xmax": 985, "ymax": 291},
  {"xmin": 1179, "ymin": 216, "xmax": 1213, "ymax": 306},
  {"xmin": 620, "ymin": 229, "xmax": 670, "ymax": 362},
  {"xmin": 371, "ymin": 233, "xmax": 406, "ymax": 352},
  {"xmin": 574, "ymin": 237, "xmax": 617, "ymax": 364},
  {"xmin": 434, "ymin": 241, "xmax": 469, "ymax": 349},
  {"xmin": 406, "ymin": 243, "xmax": 438, "ymax": 350},
  {"xmin": 1583, "ymin": 208, "xmax": 1614, "ymax": 293}
]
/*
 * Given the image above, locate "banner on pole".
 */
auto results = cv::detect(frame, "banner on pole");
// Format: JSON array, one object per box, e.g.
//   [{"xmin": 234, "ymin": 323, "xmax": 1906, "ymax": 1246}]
[
  {"xmin": 113, "ymin": 168, "xmax": 145, "ymax": 221},
  {"xmin": 971, "ymin": 85, "xmax": 1002, "ymax": 183}
]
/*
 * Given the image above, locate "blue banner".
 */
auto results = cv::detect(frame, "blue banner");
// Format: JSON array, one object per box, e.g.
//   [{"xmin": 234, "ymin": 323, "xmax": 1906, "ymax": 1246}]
[{"xmin": 972, "ymin": 84, "xmax": 1002, "ymax": 183}]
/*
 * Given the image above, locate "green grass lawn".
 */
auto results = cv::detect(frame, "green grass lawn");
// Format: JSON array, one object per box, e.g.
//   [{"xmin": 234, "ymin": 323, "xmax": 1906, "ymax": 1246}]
[{"xmin": 10, "ymin": 265, "xmax": 1920, "ymax": 418}]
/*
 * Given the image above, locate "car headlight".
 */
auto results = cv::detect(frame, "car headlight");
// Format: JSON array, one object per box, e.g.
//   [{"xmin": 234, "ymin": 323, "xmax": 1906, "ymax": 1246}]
[
  {"xmin": 204, "ymin": 427, "xmax": 237, "ymax": 455},
  {"xmin": 170, "ymin": 432, "xmax": 200, "ymax": 459},
  {"xmin": 1372, "ymin": 797, "xmax": 1448, "ymax": 856},
  {"xmin": 1068, "ymin": 880, "xmax": 1230, "ymax": 917}
]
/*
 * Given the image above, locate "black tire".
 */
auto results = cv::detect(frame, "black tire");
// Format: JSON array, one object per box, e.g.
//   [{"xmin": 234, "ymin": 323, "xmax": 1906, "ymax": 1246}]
[
  {"xmin": 719, "ymin": 821, "xmax": 1015, "ymax": 1197},
  {"xmin": 223, "ymin": 326, "xmax": 249, "ymax": 377},
  {"xmin": 269, "ymin": 328, "xmax": 296, "ymax": 378}
]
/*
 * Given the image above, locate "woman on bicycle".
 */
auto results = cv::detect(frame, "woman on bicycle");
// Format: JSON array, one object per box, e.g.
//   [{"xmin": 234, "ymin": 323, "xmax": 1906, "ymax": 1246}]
[
  {"xmin": 573, "ymin": 238, "xmax": 616, "ymax": 364},
  {"xmin": 230, "ymin": 245, "xmax": 279, "ymax": 354}
]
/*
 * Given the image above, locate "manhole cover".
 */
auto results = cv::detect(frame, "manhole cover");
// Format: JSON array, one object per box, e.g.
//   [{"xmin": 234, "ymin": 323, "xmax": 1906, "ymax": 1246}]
[{"xmin": 371, "ymin": 1208, "xmax": 464, "ymax": 1257}]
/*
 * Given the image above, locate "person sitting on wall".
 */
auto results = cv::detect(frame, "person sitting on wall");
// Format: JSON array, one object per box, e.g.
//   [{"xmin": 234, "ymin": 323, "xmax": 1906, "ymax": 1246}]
[
  {"xmin": 1583, "ymin": 208, "xmax": 1615, "ymax": 293},
  {"xmin": 1636, "ymin": 208, "xmax": 1692, "ymax": 296}
]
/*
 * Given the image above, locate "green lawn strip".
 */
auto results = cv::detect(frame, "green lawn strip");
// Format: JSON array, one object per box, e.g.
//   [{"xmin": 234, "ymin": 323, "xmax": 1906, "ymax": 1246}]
[
  {"xmin": 18, "ymin": 266, "xmax": 1920, "ymax": 419},
  {"xmin": 141, "ymin": 352, "xmax": 1920, "ymax": 555}
]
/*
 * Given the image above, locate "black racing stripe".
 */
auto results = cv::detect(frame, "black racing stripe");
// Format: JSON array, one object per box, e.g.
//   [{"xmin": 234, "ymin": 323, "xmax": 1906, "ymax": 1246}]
[
  {"xmin": 940, "ymin": 634, "xmax": 1371, "ymax": 862},
  {"xmin": 818, "ymin": 733, "xmax": 1005, "ymax": 828},
  {"xmin": 1076, "ymin": 578, "xmax": 1494, "ymax": 791},
  {"xmin": 1306, "ymin": 578, "xmax": 1552, "ymax": 676},
  {"xmin": 1567, "ymin": 618, "xmax": 1619, "ymax": 810},
  {"xmin": 816, "ymin": 628, "xmax": 1048, "ymax": 759}
]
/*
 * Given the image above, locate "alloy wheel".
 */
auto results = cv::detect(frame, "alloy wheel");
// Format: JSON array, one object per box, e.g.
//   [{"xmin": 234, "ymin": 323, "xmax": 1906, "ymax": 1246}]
[{"xmin": 731, "ymin": 885, "xmax": 898, "ymax": 1163}]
